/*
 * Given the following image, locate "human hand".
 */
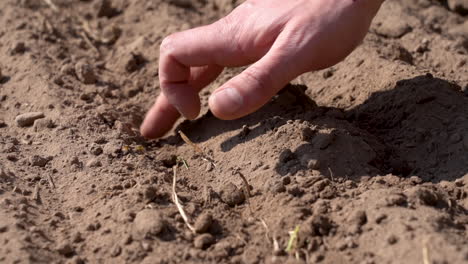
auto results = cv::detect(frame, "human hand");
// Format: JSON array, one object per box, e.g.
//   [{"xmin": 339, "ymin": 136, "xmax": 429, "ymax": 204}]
[{"xmin": 140, "ymin": 0, "xmax": 384, "ymax": 139}]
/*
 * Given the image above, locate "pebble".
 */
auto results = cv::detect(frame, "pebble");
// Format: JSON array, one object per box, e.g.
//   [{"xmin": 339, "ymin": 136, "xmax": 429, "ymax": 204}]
[
  {"xmin": 86, "ymin": 158, "xmax": 102, "ymax": 168},
  {"xmin": 133, "ymin": 209, "xmax": 165, "ymax": 238},
  {"xmin": 220, "ymin": 183, "xmax": 245, "ymax": 206},
  {"xmin": 384, "ymin": 193, "xmax": 407, "ymax": 206},
  {"xmin": 350, "ymin": 210, "xmax": 367, "ymax": 226},
  {"xmin": 90, "ymin": 144, "xmax": 103, "ymax": 156},
  {"xmin": 375, "ymin": 19, "xmax": 411, "ymax": 38},
  {"xmin": 267, "ymin": 179, "xmax": 286, "ymax": 194},
  {"xmin": 30, "ymin": 155, "xmax": 52, "ymax": 167},
  {"xmin": 194, "ymin": 234, "xmax": 214, "ymax": 249},
  {"xmin": 194, "ymin": 212, "xmax": 213, "ymax": 234},
  {"xmin": 15, "ymin": 112, "xmax": 45, "ymax": 127},
  {"xmin": 125, "ymin": 53, "xmax": 146, "ymax": 73},
  {"xmin": 405, "ymin": 187, "xmax": 441, "ymax": 207},
  {"xmin": 33, "ymin": 118, "xmax": 55, "ymax": 132},
  {"xmin": 75, "ymin": 61, "xmax": 97, "ymax": 84},
  {"xmin": 110, "ymin": 245, "xmax": 122, "ymax": 257}
]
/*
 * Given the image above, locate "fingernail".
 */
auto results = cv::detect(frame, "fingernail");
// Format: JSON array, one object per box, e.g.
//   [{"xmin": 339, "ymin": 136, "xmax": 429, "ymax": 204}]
[{"xmin": 211, "ymin": 87, "xmax": 243, "ymax": 114}]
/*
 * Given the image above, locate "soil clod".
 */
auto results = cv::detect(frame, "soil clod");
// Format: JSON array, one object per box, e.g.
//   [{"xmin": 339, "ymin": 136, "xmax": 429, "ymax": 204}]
[{"xmin": 15, "ymin": 112, "xmax": 45, "ymax": 127}]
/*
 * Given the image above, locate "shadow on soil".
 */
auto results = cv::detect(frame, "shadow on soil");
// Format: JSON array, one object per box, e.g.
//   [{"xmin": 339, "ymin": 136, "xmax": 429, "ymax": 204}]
[{"xmin": 160, "ymin": 74, "xmax": 467, "ymax": 183}]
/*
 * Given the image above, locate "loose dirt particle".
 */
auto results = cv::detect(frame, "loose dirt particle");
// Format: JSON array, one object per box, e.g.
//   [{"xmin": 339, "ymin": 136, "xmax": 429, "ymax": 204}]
[
  {"xmin": 90, "ymin": 144, "xmax": 103, "ymax": 156},
  {"xmin": 220, "ymin": 183, "xmax": 245, "ymax": 207},
  {"xmin": 133, "ymin": 209, "xmax": 165, "ymax": 238},
  {"xmin": 57, "ymin": 243, "xmax": 75, "ymax": 258},
  {"xmin": 405, "ymin": 187, "xmax": 443, "ymax": 207},
  {"xmin": 194, "ymin": 234, "xmax": 214, "ymax": 249},
  {"xmin": 10, "ymin": 42, "xmax": 26, "ymax": 55},
  {"xmin": 194, "ymin": 212, "xmax": 213, "ymax": 234},
  {"xmin": 143, "ymin": 186, "xmax": 157, "ymax": 203},
  {"xmin": 15, "ymin": 112, "xmax": 45, "ymax": 127},
  {"xmin": 387, "ymin": 235, "xmax": 398, "ymax": 245},
  {"xmin": 447, "ymin": 0, "xmax": 468, "ymax": 15},
  {"xmin": 29, "ymin": 155, "xmax": 52, "ymax": 167},
  {"xmin": 75, "ymin": 61, "xmax": 97, "ymax": 84}
]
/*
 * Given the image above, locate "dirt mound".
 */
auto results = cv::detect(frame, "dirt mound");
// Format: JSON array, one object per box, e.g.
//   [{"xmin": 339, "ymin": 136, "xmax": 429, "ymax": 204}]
[{"xmin": 0, "ymin": 0, "xmax": 467, "ymax": 263}]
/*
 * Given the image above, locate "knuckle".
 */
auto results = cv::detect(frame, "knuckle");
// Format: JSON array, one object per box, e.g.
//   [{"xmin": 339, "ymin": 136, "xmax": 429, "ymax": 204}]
[
  {"xmin": 216, "ymin": 15, "xmax": 246, "ymax": 57},
  {"xmin": 242, "ymin": 66, "xmax": 272, "ymax": 93}
]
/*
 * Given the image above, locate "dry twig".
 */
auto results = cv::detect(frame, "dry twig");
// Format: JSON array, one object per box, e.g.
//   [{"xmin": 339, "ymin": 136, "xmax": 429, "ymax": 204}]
[
  {"xmin": 233, "ymin": 168, "xmax": 253, "ymax": 214},
  {"xmin": 422, "ymin": 241, "xmax": 430, "ymax": 264},
  {"xmin": 33, "ymin": 184, "xmax": 41, "ymax": 204},
  {"xmin": 172, "ymin": 166, "xmax": 196, "ymax": 233},
  {"xmin": 178, "ymin": 131, "xmax": 215, "ymax": 165},
  {"xmin": 47, "ymin": 174, "xmax": 56, "ymax": 189}
]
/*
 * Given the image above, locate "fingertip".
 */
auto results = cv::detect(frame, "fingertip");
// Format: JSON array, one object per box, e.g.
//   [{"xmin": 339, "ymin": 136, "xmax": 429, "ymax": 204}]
[
  {"xmin": 208, "ymin": 87, "xmax": 244, "ymax": 120},
  {"xmin": 140, "ymin": 96, "xmax": 181, "ymax": 139}
]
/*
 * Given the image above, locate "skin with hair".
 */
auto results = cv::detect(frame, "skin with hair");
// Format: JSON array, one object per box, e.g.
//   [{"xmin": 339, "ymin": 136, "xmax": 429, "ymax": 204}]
[{"xmin": 140, "ymin": 0, "xmax": 385, "ymax": 139}]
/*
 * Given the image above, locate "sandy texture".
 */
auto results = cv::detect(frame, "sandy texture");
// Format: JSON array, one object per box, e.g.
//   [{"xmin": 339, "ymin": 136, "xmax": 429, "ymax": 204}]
[{"xmin": 0, "ymin": 0, "xmax": 467, "ymax": 263}]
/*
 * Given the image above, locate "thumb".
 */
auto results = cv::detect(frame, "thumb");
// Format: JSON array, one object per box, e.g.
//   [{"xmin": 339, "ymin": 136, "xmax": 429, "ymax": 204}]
[{"xmin": 208, "ymin": 49, "xmax": 297, "ymax": 120}]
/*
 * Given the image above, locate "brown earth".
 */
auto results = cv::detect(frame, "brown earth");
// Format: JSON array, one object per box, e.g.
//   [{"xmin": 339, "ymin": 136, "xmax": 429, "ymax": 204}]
[{"xmin": 0, "ymin": 0, "xmax": 467, "ymax": 263}]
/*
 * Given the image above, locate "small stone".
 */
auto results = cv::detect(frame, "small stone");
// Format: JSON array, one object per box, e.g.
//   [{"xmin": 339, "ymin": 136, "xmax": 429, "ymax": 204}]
[
  {"xmin": 75, "ymin": 61, "xmax": 97, "ymax": 84},
  {"xmin": 90, "ymin": 144, "xmax": 103, "ymax": 156},
  {"xmin": 0, "ymin": 119, "xmax": 6, "ymax": 128},
  {"xmin": 110, "ymin": 245, "xmax": 122, "ymax": 257},
  {"xmin": 267, "ymin": 179, "xmax": 286, "ymax": 194},
  {"xmin": 86, "ymin": 158, "xmax": 102, "ymax": 167},
  {"xmin": 33, "ymin": 118, "xmax": 55, "ymax": 131},
  {"xmin": 194, "ymin": 212, "xmax": 213, "ymax": 234},
  {"xmin": 194, "ymin": 234, "xmax": 214, "ymax": 249},
  {"xmin": 405, "ymin": 187, "xmax": 441, "ymax": 207},
  {"xmin": 30, "ymin": 155, "xmax": 52, "ymax": 167},
  {"xmin": 350, "ymin": 210, "xmax": 367, "ymax": 226},
  {"xmin": 15, "ymin": 112, "xmax": 45, "ymax": 127},
  {"xmin": 220, "ymin": 183, "xmax": 245, "ymax": 206},
  {"xmin": 133, "ymin": 209, "xmax": 165, "ymax": 238},
  {"xmin": 376, "ymin": 19, "xmax": 411, "ymax": 38},
  {"xmin": 125, "ymin": 53, "xmax": 147, "ymax": 73},
  {"xmin": 322, "ymin": 69, "xmax": 334, "ymax": 79},
  {"xmin": 385, "ymin": 193, "xmax": 407, "ymax": 206},
  {"xmin": 307, "ymin": 159, "xmax": 320, "ymax": 170}
]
